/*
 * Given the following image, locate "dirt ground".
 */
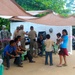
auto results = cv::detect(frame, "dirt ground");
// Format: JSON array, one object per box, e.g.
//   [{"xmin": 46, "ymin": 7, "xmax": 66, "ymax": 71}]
[{"xmin": 4, "ymin": 51, "xmax": 75, "ymax": 75}]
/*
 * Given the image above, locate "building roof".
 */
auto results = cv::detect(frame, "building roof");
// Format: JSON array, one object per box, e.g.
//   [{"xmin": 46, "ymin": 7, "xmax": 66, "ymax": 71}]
[
  {"xmin": 27, "ymin": 13, "xmax": 75, "ymax": 26},
  {"xmin": 0, "ymin": 0, "xmax": 32, "ymax": 16}
]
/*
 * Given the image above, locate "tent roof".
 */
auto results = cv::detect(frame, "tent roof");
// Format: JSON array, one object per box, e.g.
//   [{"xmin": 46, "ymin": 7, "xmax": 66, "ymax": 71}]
[
  {"xmin": 10, "ymin": 16, "xmax": 25, "ymax": 22},
  {"xmin": 28, "ymin": 13, "xmax": 75, "ymax": 26},
  {"xmin": 10, "ymin": 16, "xmax": 37, "ymax": 21},
  {"xmin": 26, "ymin": 10, "xmax": 51, "ymax": 15},
  {"xmin": 0, "ymin": 0, "xmax": 32, "ymax": 16}
]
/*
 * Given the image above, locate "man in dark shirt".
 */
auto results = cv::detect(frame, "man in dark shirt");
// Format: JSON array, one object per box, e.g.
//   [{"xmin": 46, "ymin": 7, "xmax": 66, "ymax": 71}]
[{"xmin": 37, "ymin": 34, "xmax": 44, "ymax": 56}]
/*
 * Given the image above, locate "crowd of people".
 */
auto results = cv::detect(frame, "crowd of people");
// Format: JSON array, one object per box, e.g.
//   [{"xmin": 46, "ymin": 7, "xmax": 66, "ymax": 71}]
[{"xmin": 0, "ymin": 25, "xmax": 69, "ymax": 70}]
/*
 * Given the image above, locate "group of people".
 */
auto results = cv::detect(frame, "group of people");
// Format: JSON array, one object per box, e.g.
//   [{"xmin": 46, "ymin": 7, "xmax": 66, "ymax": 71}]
[
  {"xmin": 13, "ymin": 25, "xmax": 38, "ymax": 56},
  {"xmin": 0, "ymin": 25, "xmax": 69, "ymax": 70},
  {"xmin": 2, "ymin": 25, "xmax": 38, "ymax": 70},
  {"xmin": 44, "ymin": 30, "xmax": 68, "ymax": 67}
]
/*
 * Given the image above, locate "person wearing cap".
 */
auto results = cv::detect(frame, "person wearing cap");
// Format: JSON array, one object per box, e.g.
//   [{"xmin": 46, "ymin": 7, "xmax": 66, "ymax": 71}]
[
  {"xmin": 1, "ymin": 25, "xmax": 10, "ymax": 48},
  {"xmin": 28, "ymin": 26, "xmax": 37, "ymax": 56},
  {"xmin": 19, "ymin": 25, "xmax": 27, "ymax": 50},
  {"xmin": 13, "ymin": 26, "xmax": 20, "ymax": 39}
]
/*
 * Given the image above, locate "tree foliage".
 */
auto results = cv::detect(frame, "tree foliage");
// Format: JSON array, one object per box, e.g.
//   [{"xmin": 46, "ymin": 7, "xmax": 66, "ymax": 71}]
[
  {"xmin": 0, "ymin": 0, "xmax": 71, "ymax": 31},
  {"xmin": 0, "ymin": 18, "xmax": 10, "ymax": 31},
  {"xmin": 15, "ymin": 0, "xmax": 69, "ymax": 15}
]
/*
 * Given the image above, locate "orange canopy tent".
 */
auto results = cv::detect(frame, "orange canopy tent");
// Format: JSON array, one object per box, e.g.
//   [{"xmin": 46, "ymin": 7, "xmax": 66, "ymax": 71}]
[
  {"xmin": 0, "ymin": 0, "xmax": 32, "ymax": 16},
  {"xmin": 27, "ymin": 13, "xmax": 75, "ymax": 26},
  {"xmin": 10, "ymin": 16, "xmax": 37, "ymax": 21},
  {"xmin": 9, "ymin": 16, "xmax": 26, "ymax": 21}
]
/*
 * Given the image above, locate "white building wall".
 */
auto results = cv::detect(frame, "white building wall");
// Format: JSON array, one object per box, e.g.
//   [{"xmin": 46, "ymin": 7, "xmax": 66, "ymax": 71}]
[{"xmin": 10, "ymin": 22, "xmax": 72, "ymax": 54}]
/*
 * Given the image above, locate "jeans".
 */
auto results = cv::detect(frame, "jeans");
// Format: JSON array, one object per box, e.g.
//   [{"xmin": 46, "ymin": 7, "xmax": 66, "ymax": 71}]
[
  {"xmin": 45, "ymin": 51, "xmax": 53, "ymax": 65},
  {"xmin": 5, "ymin": 52, "xmax": 21, "ymax": 68}
]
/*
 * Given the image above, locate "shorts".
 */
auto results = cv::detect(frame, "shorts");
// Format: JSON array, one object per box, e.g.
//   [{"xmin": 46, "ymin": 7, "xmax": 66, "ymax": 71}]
[{"xmin": 59, "ymin": 48, "xmax": 68, "ymax": 56}]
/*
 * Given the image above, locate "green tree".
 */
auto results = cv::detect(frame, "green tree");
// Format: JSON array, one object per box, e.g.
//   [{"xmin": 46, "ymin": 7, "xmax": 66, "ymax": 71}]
[
  {"xmin": 0, "ymin": 18, "xmax": 10, "ymax": 31},
  {"xmin": 16, "ymin": 0, "xmax": 69, "ymax": 16}
]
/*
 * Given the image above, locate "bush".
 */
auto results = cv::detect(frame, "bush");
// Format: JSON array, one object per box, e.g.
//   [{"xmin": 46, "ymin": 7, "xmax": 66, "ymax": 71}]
[{"xmin": 0, "ymin": 18, "xmax": 10, "ymax": 31}]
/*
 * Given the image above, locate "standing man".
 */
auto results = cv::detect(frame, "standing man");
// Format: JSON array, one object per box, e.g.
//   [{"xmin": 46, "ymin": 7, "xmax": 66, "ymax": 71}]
[
  {"xmin": 19, "ymin": 25, "xmax": 26, "ymax": 50},
  {"xmin": 13, "ymin": 26, "xmax": 20, "ymax": 39},
  {"xmin": 37, "ymin": 34, "xmax": 44, "ymax": 56},
  {"xmin": 1, "ymin": 25, "xmax": 10, "ymax": 48},
  {"xmin": 28, "ymin": 26, "xmax": 37, "ymax": 56}
]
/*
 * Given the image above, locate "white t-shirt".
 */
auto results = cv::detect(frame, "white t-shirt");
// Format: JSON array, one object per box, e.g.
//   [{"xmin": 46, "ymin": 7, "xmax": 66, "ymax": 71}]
[
  {"xmin": 57, "ymin": 37, "xmax": 63, "ymax": 45},
  {"xmin": 18, "ymin": 41, "xmax": 21, "ymax": 46},
  {"xmin": 57, "ymin": 37, "xmax": 61, "ymax": 40},
  {"xmin": 44, "ymin": 39, "xmax": 54, "ymax": 52}
]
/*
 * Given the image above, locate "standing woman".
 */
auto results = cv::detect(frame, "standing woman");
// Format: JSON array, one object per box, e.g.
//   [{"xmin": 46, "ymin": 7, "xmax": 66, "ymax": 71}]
[{"xmin": 57, "ymin": 29, "xmax": 68, "ymax": 67}]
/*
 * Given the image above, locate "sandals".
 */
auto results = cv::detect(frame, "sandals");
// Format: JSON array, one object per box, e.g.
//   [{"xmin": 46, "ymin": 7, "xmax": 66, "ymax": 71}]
[
  {"xmin": 62, "ymin": 64, "xmax": 67, "ymax": 66},
  {"xmin": 57, "ymin": 64, "xmax": 67, "ymax": 67},
  {"xmin": 57, "ymin": 64, "xmax": 62, "ymax": 67}
]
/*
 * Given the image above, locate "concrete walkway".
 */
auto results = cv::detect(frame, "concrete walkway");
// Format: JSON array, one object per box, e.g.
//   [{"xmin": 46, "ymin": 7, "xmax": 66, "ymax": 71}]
[{"xmin": 4, "ymin": 51, "xmax": 75, "ymax": 75}]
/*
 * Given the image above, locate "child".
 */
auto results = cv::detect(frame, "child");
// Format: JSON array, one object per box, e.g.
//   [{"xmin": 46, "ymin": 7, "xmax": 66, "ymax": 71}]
[
  {"xmin": 44, "ymin": 34, "xmax": 54, "ymax": 66},
  {"xmin": 56, "ymin": 33, "xmax": 61, "ymax": 44},
  {"xmin": 56, "ymin": 33, "xmax": 62, "ymax": 52},
  {"xmin": 53, "ymin": 33, "xmax": 62, "ymax": 54}
]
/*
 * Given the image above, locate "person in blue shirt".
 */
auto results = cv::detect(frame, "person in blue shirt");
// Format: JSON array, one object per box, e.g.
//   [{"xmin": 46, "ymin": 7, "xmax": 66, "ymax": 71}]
[
  {"xmin": 57, "ymin": 29, "xmax": 68, "ymax": 67},
  {"xmin": 3, "ymin": 40, "xmax": 23, "ymax": 70}
]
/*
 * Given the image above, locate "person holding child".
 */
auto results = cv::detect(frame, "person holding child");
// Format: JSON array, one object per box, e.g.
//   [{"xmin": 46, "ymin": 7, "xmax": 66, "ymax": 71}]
[{"xmin": 57, "ymin": 29, "xmax": 68, "ymax": 67}]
